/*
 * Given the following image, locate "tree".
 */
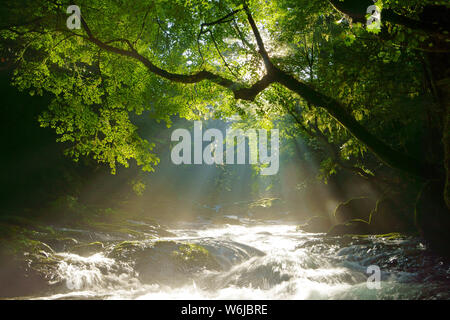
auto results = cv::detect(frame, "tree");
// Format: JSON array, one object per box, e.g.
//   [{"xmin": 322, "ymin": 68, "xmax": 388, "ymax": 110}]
[{"xmin": 0, "ymin": 0, "xmax": 447, "ymax": 198}]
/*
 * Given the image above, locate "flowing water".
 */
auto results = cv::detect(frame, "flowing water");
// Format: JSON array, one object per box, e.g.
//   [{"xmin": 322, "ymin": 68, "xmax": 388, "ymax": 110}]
[{"xmin": 32, "ymin": 220, "xmax": 450, "ymax": 300}]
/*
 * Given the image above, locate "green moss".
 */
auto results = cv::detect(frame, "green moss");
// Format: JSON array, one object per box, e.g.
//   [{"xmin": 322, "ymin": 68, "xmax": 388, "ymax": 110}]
[
  {"xmin": 154, "ymin": 240, "xmax": 177, "ymax": 245},
  {"xmin": 249, "ymin": 197, "xmax": 283, "ymax": 209},
  {"xmin": 109, "ymin": 240, "xmax": 146, "ymax": 259},
  {"xmin": 113, "ymin": 240, "xmax": 142, "ymax": 251},
  {"xmin": 71, "ymin": 241, "xmax": 104, "ymax": 256},
  {"xmin": 373, "ymin": 232, "xmax": 404, "ymax": 240},
  {"xmin": 339, "ymin": 232, "xmax": 406, "ymax": 240},
  {"xmin": 0, "ymin": 221, "xmax": 54, "ymax": 256},
  {"xmin": 170, "ymin": 242, "xmax": 220, "ymax": 270},
  {"xmin": 175, "ymin": 243, "xmax": 209, "ymax": 257}
]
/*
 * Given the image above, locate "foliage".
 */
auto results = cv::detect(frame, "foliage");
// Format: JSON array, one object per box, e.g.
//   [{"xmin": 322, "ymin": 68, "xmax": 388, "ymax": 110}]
[{"xmin": 0, "ymin": 0, "xmax": 447, "ymax": 185}]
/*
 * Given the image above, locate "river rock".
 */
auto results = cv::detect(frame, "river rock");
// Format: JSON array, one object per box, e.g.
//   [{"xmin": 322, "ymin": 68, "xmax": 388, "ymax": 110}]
[
  {"xmin": 333, "ymin": 197, "xmax": 376, "ymax": 224},
  {"xmin": 0, "ymin": 237, "xmax": 60, "ymax": 298},
  {"xmin": 137, "ymin": 241, "xmax": 221, "ymax": 284},
  {"xmin": 297, "ymin": 216, "xmax": 332, "ymax": 233},
  {"xmin": 71, "ymin": 241, "xmax": 104, "ymax": 256},
  {"xmin": 327, "ymin": 219, "xmax": 371, "ymax": 236},
  {"xmin": 369, "ymin": 197, "xmax": 414, "ymax": 233},
  {"xmin": 109, "ymin": 240, "xmax": 221, "ymax": 285}
]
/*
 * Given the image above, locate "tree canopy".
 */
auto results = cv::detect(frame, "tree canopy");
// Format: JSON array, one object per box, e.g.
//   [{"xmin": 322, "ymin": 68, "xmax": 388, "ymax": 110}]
[{"xmin": 0, "ymin": 0, "xmax": 448, "ymax": 204}]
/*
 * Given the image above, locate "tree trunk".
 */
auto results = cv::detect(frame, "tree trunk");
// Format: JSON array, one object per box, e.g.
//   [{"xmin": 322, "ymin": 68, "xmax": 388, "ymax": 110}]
[{"xmin": 426, "ymin": 50, "xmax": 450, "ymax": 209}]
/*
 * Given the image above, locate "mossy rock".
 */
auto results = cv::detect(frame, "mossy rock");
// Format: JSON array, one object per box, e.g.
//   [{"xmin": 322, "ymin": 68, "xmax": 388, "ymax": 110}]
[
  {"xmin": 169, "ymin": 242, "xmax": 220, "ymax": 272},
  {"xmin": 297, "ymin": 216, "xmax": 332, "ymax": 233},
  {"xmin": 327, "ymin": 219, "xmax": 371, "ymax": 236},
  {"xmin": 109, "ymin": 240, "xmax": 221, "ymax": 285},
  {"xmin": 43, "ymin": 237, "xmax": 78, "ymax": 252},
  {"xmin": 333, "ymin": 197, "xmax": 376, "ymax": 224},
  {"xmin": 0, "ymin": 237, "xmax": 60, "ymax": 298},
  {"xmin": 108, "ymin": 240, "xmax": 146, "ymax": 260},
  {"xmin": 138, "ymin": 241, "xmax": 221, "ymax": 279},
  {"xmin": 71, "ymin": 242, "xmax": 104, "ymax": 256},
  {"xmin": 369, "ymin": 197, "xmax": 414, "ymax": 234}
]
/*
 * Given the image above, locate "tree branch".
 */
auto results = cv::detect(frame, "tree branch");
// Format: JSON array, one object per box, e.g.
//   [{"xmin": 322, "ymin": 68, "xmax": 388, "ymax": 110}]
[
  {"xmin": 243, "ymin": 3, "xmax": 273, "ymax": 71},
  {"xmin": 197, "ymin": 8, "xmax": 244, "ymax": 76},
  {"xmin": 200, "ymin": 8, "xmax": 243, "ymax": 29},
  {"xmin": 274, "ymin": 69, "xmax": 440, "ymax": 179},
  {"xmin": 75, "ymin": 7, "xmax": 439, "ymax": 180},
  {"xmin": 79, "ymin": 15, "xmax": 272, "ymax": 101}
]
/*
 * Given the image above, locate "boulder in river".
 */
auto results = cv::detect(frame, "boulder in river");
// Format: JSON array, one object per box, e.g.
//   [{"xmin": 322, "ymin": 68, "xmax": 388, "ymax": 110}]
[
  {"xmin": 70, "ymin": 241, "xmax": 104, "ymax": 256},
  {"xmin": 327, "ymin": 219, "xmax": 371, "ymax": 236},
  {"xmin": 109, "ymin": 240, "xmax": 221, "ymax": 285},
  {"xmin": 297, "ymin": 216, "xmax": 332, "ymax": 233},
  {"xmin": 333, "ymin": 197, "xmax": 376, "ymax": 224},
  {"xmin": 369, "ymin": 197, "xmax": 414, "ymax": 234},
  {"xmin": 0, "ymin": 224, "xmax": 61, "ymax": 298}
]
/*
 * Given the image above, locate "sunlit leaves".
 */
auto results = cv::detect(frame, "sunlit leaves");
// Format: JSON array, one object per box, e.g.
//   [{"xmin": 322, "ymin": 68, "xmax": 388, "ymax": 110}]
[{"xmin": 1, "ymin": 0, "xmax": 443, "ymax": 177}]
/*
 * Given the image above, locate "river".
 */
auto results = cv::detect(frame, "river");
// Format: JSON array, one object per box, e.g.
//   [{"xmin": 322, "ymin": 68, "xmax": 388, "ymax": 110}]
[{"xmin": 30, "ymin": 220, "xmax": 450, "ymax": 300}]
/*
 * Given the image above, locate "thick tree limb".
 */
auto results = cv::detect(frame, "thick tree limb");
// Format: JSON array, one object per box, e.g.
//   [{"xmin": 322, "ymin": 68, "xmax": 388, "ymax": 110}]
[
  {"xmin": 77, "ymin": 9, "xmax": 440, "ymax": 180},
  {"xmin": 79, "ymin": 15, "xmax": 272, "ymax": 100},
  {"xmin": 274, "ymin": 69, "xmax": 440, "ymax": 179}
]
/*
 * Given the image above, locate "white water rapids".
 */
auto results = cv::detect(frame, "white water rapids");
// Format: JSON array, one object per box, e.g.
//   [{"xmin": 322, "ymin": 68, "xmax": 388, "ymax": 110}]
[{"xmin": 33, "ymin": 221, "xmax": 450, "ymax": 300}]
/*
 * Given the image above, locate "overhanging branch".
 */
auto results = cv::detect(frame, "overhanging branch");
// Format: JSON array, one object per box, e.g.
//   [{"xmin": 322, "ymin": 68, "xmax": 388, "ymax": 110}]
[
  {"xmin": 79, "ymin": 15, "xmax": 273, "ymax": 100},
  {"xmin": 73, "ymin": 7, "xmax": 440, "ymax": 180}
]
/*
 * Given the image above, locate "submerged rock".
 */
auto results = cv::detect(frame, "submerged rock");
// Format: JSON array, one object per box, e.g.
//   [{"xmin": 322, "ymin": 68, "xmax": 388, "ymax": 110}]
[
  {"xmin": 43, "ymin": 237, "xmax": 79, "ymax": 252},
  {"xmin": 108, "ymin": 240, "xmax": 146, "ymax": 260}
]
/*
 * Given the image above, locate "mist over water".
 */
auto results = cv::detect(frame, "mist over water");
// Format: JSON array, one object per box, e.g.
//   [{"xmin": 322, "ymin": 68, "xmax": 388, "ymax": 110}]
[{"xmin": 30, "ymin": 221, "xmax": 450, "ymax": 300}]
